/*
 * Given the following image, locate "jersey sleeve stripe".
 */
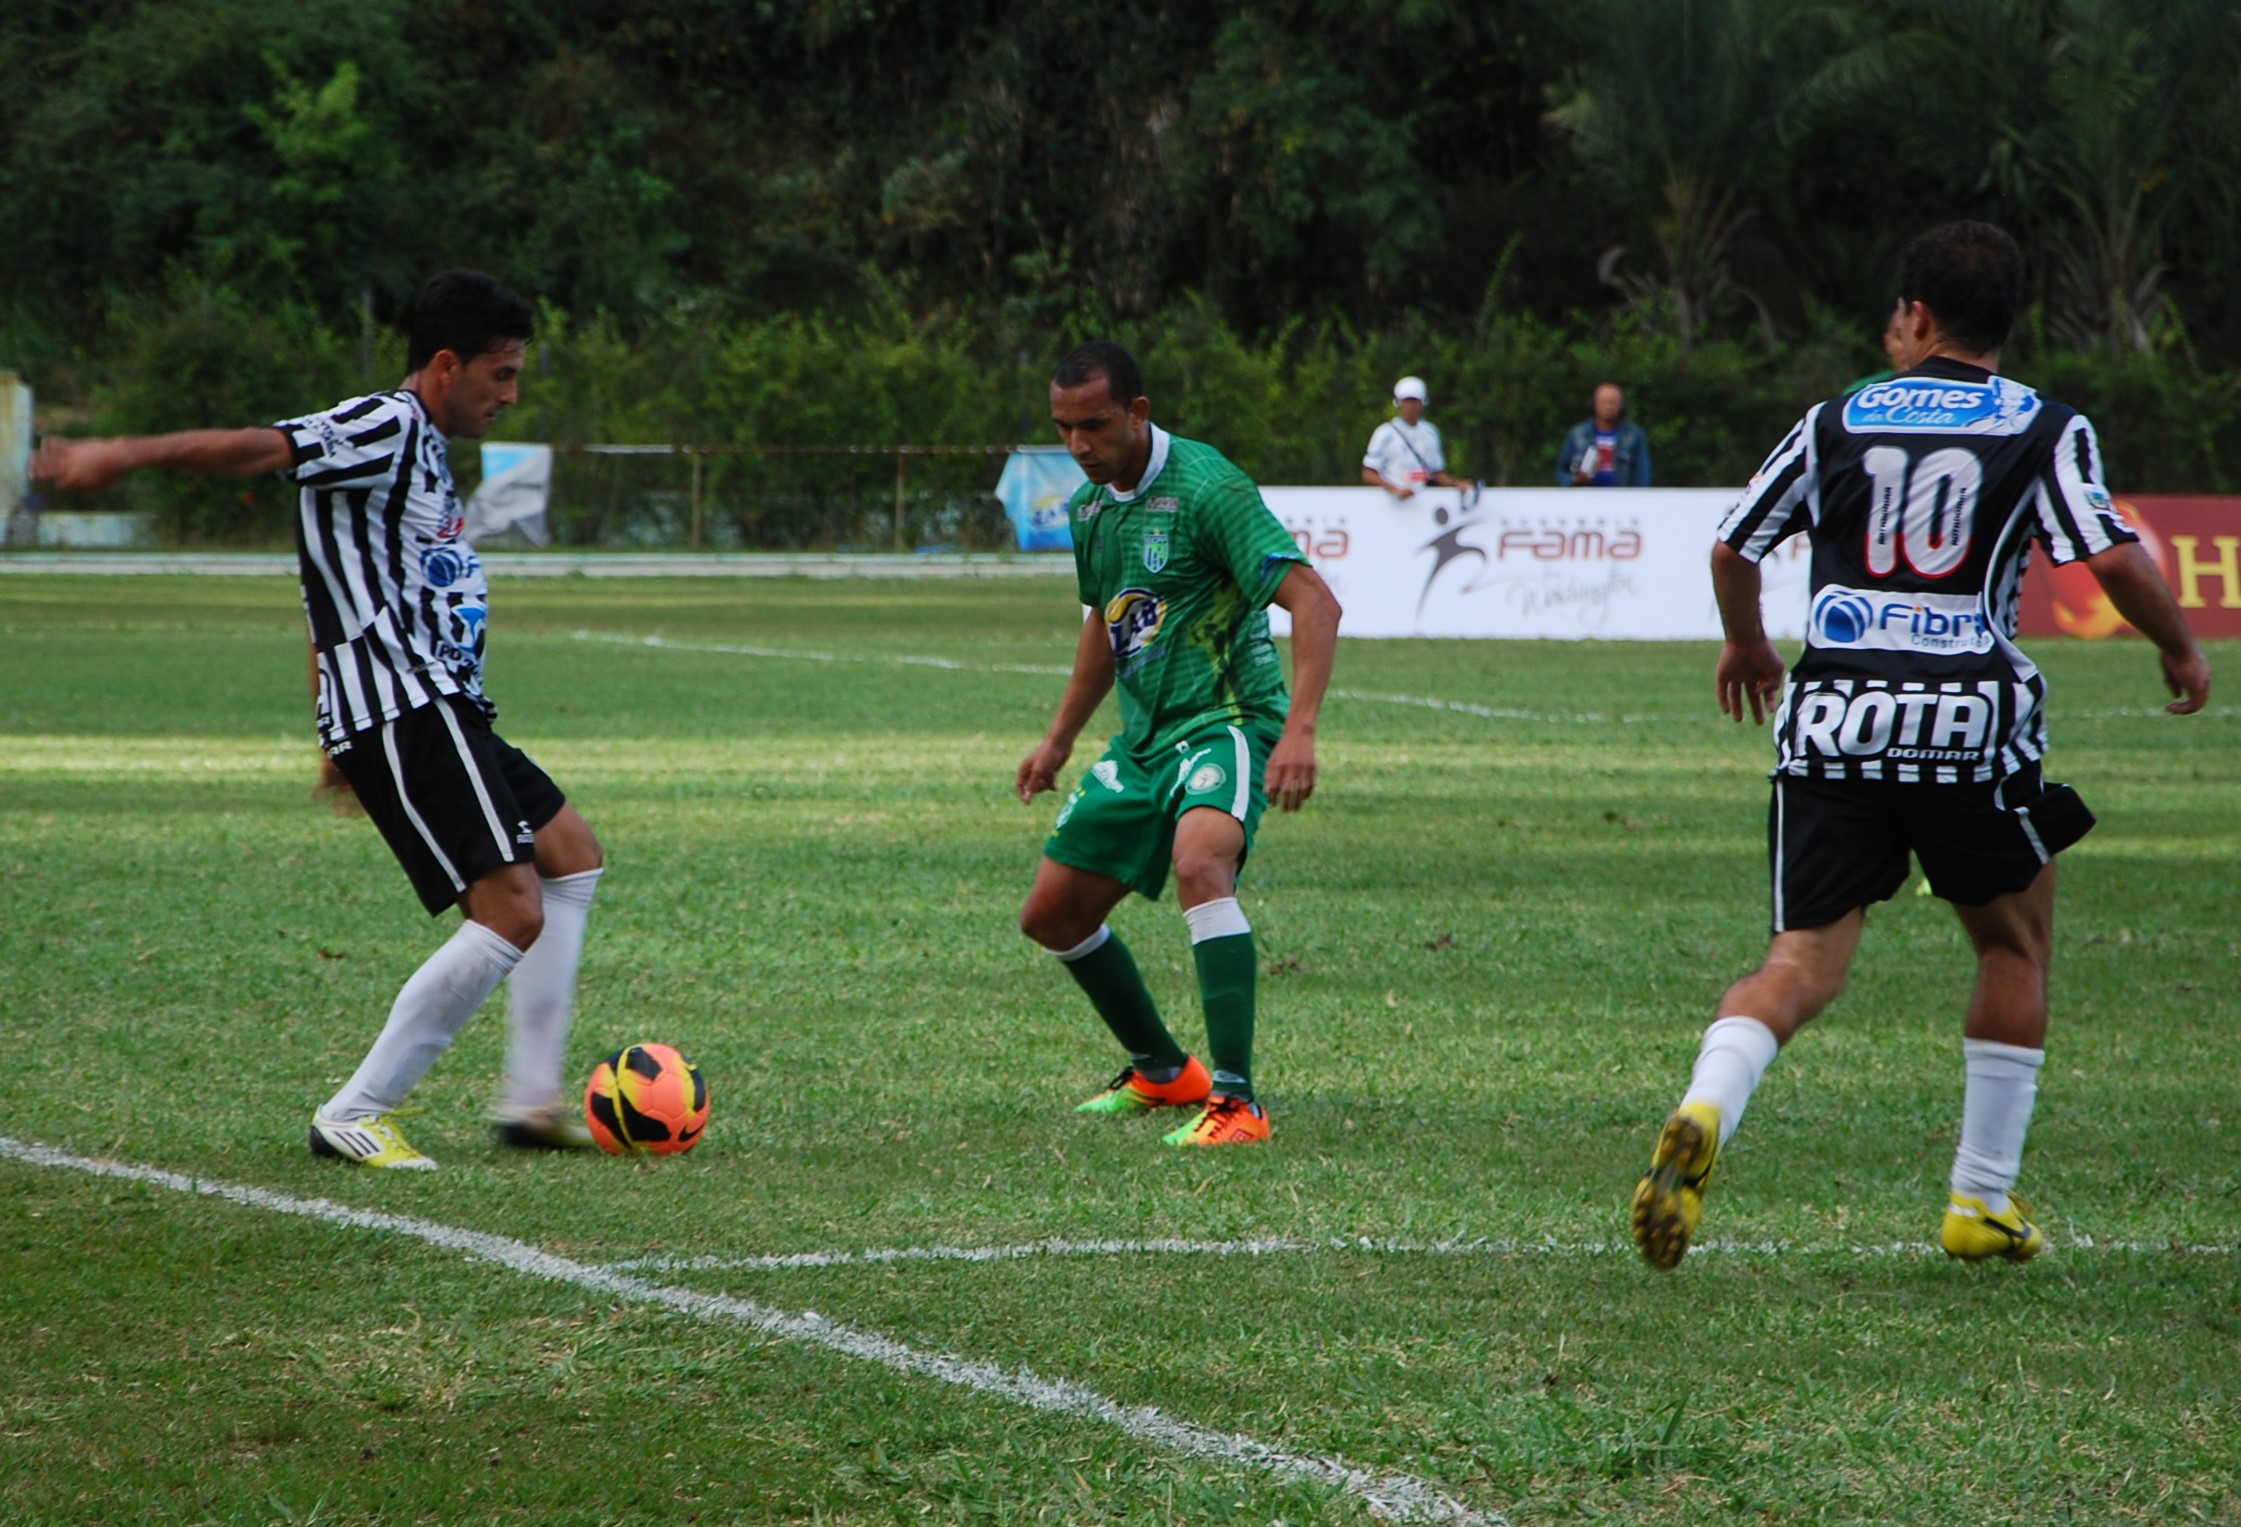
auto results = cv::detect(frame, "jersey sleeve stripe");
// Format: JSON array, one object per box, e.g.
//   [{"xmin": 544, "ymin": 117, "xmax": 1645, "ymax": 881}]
[
  {"xmin": 296, "ymin": 456, "xmax": 396, "ymax": 488},
  {"xmin": 1719, "ymin": 409, "xmax": 1815, "ymax": 560},
  {"xmin": 2037, "ymin": 415, "xmax": 2136, "ymax": 563}
]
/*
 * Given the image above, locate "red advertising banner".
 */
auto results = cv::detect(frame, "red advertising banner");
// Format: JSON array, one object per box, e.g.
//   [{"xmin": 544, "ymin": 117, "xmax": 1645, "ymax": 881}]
[{"xmin": 2019, "ymin": 495, "xmax": 2241, "ymax": 639}]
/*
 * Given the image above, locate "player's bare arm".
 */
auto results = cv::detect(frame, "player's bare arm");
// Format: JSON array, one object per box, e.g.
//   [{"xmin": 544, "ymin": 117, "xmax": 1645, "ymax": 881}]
[
  {"xmin": 1709, "ymin": 541, "xmax": 1785, "ymax": 724},
  {"xmin": 2083, "ymin": 542, "xmax": 2213, "ymax": 714},
  {"xmin": 32, "ymin": 427, "xmax": 293, "ymax": 494},
  {"xmin": 1016, "ymin": 611, "xmax": 1117, "ymax": 802},
  {"xmin": 1267, "ymin": 563, "xmax": 1341, "ymax": 812}
]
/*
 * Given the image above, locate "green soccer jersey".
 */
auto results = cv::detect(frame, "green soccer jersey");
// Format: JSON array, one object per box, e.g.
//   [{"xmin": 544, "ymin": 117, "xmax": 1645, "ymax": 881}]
[{"xmin": 1068, "ymin": 426, "xmax": 1306, "ymax": 758}]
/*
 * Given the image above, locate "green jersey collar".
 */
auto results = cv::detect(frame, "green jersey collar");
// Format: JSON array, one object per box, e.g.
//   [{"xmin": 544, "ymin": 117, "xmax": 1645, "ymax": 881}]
[{"xmin": 1104, "ymin": 425, "xmax": 1171, "ymax": 504}]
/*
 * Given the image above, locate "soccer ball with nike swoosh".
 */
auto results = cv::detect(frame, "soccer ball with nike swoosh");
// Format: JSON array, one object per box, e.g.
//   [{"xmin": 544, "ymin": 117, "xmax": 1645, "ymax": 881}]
[{"xmin": 584, "ymin": 1043, "xmax": 710, "ymax": 1156}]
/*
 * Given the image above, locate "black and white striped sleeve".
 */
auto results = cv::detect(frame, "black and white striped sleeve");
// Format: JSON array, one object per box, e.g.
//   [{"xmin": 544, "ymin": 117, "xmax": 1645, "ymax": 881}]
[
  {"xmin": 275, "ymin": 394, "xmax": 408, "ymax": 488},
  {"xmin": 2031, "ymin": 411, "xmax": 2139, "ymax": 564},
  {"xmin": 1717, "ymin": 404, "xmax": 1820, "ymax": 562}
]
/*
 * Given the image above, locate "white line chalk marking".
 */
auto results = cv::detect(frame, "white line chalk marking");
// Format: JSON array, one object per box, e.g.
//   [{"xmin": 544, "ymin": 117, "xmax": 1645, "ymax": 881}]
[
  {"xmin": 567, "ymin": 631, "xmax": 1644, "ymax": 724},
  {"xmin": 568, "ymin": 630, "xmax": 2226, "ymax": 727},
  {"xmin": 570, "ymin": 629, "xmax": 1073, "ymax": 678},
  {"xmin": 604, "ymin": 1231, "xmax": 2239, "ymax": 1275},
  {"xmin": 0, "ymin": 1135, "xmax": 1497, "ymax": 1526}
]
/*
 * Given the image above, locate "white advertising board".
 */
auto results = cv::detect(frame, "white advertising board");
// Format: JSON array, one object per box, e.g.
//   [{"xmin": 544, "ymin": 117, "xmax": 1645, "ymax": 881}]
[{"xmin": 1261, "ymin": 486, "xmax": 1810, "ymax": 641}]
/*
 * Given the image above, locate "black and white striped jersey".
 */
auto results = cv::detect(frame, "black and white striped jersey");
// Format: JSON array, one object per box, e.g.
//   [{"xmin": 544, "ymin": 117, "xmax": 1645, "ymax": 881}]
[
  {"xmin": 277, "ymin": 390, "xmax": 495, "ymax": 749},
  {"xmin": 1719, "ymin": 358, "xmax": 2138, "ymax": 784}
]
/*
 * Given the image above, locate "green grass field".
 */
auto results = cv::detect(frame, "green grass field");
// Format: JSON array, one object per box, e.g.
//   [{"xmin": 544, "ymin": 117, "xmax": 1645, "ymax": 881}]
[{"xmin": 3, "ymin": 572, "xmax": 2238, "ymax": 1526}]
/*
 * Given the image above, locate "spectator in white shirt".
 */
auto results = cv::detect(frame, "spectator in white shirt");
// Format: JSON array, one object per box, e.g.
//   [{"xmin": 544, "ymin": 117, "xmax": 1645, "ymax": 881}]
[{"xmin": 1362, "ymin": 376, "xmax": 1472, "ymax": 500}]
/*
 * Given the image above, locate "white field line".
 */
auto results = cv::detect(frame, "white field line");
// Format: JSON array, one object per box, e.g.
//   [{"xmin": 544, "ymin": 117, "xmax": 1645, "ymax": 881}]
[
  {"xmin": 0, "ymin": 1136, "xmax": 1496, "ymax": 1527},
  {"xmin": 604, "ymin": 1231, "xmax": 2240, "ymax": 1275},
  {"xmin": 564, "ymin": 630, "xmax": 2231, "ymax": 726},
  {"xmin": 566, "ymin": 630, "xmax": 1640, "ymax": 723},
  {"xmin": 569, "ymin": 629, "xmax": 1073, "ymax": 678}
]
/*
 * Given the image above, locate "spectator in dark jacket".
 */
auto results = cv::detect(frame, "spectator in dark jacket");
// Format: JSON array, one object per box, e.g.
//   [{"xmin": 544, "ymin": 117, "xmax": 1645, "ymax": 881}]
[{"xmin": 1557, "ymin": 383, "xmax": 1652, "ymax": 487}]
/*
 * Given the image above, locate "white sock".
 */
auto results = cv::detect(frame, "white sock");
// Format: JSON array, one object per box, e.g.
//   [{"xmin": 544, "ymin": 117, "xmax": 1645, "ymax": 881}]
[
  {"xmin": 1182, "ymin": 896, "xmax": 1251, "ymax": 943},
  {"xmin": 323, "ymin": 920, "xmax": 524, "ymax": 1120},
  {"xmin": 502, "ymin": 868, "xmax": 602, "ymax": 1112},
  {"xmin": 1950, "ymin": 1038, "xmax": 2044, "ymax": 1214},
  {"xmin": 1049, "ymin": 925, "xmax": 1112, "ymax": 962},
  {"xmin": 1680, "ymin": 1016, "xmax": 1781, "ymax": 1145}
]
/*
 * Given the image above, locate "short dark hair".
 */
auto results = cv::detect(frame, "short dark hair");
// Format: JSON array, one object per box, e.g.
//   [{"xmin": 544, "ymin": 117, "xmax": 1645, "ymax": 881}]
[
  {"xmin": 1052, "ymin": 341, "xmax": 1143, "ymax": 408},
  {"xmin": 406, "ymin": 270, "xmax": 534, "ymax": 372},
  {"xmin": 1898, "ymin": 222, "xmax": 2025, "ymax": 355}
]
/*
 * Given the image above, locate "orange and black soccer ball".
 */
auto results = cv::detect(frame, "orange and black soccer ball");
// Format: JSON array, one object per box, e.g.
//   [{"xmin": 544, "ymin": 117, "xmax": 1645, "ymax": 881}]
[{"xmin": 584, "ymin": 1043, "xmax": 710, "ymax": 1156}]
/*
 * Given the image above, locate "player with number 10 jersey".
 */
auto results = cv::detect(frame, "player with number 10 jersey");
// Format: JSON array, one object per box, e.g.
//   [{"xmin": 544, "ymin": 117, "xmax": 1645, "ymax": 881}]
[
  {"xmin": 1724, "ymin": 354, "xmax": 2134, "ymax": 786},
  {"xmin": 1629, "ymin": 222, "xmax": 2208, "ymax": 1275}
]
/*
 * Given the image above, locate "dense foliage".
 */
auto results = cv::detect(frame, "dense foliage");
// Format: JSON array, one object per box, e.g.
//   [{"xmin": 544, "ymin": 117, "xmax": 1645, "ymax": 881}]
[{"xmin": 7, "ymin": 0, "xmax": 2239, "ymax": 540}]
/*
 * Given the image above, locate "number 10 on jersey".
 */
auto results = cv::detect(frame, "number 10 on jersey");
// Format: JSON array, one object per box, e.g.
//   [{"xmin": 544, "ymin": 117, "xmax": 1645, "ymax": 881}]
[{"xmin": 1863, "ymin": 445, "xmax": 1982, "ymax": 579}]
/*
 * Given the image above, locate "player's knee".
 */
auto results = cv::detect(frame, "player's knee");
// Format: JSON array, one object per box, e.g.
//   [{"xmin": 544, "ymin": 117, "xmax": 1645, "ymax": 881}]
[
  {"xmin": 1170, "ymin": 853, "xmax": 1237, "ymax": 906},
  {"xmin": 574, "ymin": 832, "xmax": 606, "ymax": 872},
  {"xmin": 472, "ymin": 884, "xmax": 546, "ymax": 951},
  {"xmin": 499, "ymin": 901, "xmax": 546, "ymax": 951},
  {"xmin": 538, "ymin": 812, "xmax": 604, "ymax": 875},
  {"xmin": 1973, "ymin": 924, "xmax": 2052, "ymax": 971},
  {"xmin": 1019, "ymin": 899, "xmax": 1067, "ymax": 949}
]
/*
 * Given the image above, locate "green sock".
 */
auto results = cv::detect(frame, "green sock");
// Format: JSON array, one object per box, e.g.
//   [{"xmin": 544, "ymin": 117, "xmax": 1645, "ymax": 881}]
[
  {"xmin": 1058, "ymin": 929, "xmax": 1185, "ymax": 1070},
  {"xmin": 1192, "ymin": 931, "xmax": 1257, "ymax": 1102}
]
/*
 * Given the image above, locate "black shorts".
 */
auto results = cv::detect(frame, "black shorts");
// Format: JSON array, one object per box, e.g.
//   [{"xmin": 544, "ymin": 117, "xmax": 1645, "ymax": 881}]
[
  {"xmin": 329, "ymin": 697, "xmax": 567, "ymax": 915},
  {"xmin": 1769, "ymin": 764, "xmax": 2094, "ymax": 933}
]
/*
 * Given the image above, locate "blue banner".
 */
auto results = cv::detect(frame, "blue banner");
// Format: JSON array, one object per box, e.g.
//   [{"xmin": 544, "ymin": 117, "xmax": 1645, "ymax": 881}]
[{"xmin": 995, "ymin": 446, "xmax": 1087, "ymax": 552}]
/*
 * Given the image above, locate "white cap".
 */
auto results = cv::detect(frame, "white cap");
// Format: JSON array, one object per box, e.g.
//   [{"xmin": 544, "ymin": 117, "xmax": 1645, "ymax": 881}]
[{"xmin": 1393, "ymin": 376, "xmax": 1428, "ymax": 403}]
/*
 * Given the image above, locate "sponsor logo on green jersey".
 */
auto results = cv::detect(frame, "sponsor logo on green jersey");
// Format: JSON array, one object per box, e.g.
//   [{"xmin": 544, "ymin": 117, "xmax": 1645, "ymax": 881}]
[{"xmin": 1104, "ymin": 587, "xmax": 1166, "ymax": 670}]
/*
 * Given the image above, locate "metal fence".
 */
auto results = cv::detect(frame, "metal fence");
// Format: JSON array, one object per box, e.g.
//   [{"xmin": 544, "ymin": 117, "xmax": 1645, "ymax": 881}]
[{"xmin": 549, "ymin": 443, "xmax": 1018, "ymax": 552}]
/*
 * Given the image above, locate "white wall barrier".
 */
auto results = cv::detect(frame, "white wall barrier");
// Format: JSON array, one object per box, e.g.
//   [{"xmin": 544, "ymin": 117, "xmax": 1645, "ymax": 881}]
[{"xmin": 1262, "ymin": 486, "xmax": 1810, "ymax": 641}]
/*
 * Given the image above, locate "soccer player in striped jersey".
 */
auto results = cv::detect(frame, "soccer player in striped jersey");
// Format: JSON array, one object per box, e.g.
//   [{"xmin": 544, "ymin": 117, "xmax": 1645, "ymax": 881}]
[
  {"xmin": 32, "ymin": 271, "xmax": 603, "ymax": 1169},
  {"xmin": 1016, "ymin": 341, "xmax": 1342, "ymax": 1146},
  {"xmin": 1631, "ymin": 222, "xmax": 2211, "ymax": 1269}
]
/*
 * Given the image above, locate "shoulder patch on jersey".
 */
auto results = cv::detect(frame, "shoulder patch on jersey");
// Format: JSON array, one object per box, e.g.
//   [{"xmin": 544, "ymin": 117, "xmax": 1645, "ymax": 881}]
[{"xmin": 1843, "ymin": 377, "xmax": 2040, "ymax": 436}]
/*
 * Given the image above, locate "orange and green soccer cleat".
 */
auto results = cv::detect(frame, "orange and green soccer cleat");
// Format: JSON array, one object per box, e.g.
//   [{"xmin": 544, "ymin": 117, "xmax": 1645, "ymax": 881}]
[
  {"xmin": 1161, "ymin": 1093, "xmax": 1270, "ymax": 1146},
  {"xmin": 1075, "ymin": 1055, "xmax": 1213, "ymax": 1115},
  {"xmin": 1631, "ymin": 1101, "xmax": 1721, "ymax": 1270},
  {"xmin": 1940, "ymin": 1193, "xmax": 2047, "ymax": 1264}
]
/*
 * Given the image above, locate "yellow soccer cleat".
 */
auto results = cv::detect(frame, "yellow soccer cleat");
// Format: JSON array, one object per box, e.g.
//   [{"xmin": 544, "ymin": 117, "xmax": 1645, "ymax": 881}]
[
  {"xmin": 1940, "ymin": 1193, "xmax": 2047, "ymax": 1264},
  {"xmin": 309, "ymin": 1109, "xmax": 438, "ymax": 1170},
  {"xmin": 1631, "ymin": 1101, "xmax": 1722, "ymax": 1271},
  {"xmin": 1161, "ymin": 1093, "xmax": 1271, "ymax": 1146}
]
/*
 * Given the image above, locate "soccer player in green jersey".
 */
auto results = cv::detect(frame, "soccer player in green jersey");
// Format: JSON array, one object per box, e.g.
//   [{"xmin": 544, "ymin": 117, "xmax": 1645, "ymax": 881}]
[{"xmin": 1016, "ymin": 341, "xmax": 1342, "ymax": 1146}]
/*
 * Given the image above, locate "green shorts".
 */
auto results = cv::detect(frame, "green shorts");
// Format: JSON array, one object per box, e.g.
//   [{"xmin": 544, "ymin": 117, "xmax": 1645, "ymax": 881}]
[{"xmin": 1044, "ymin": 723, "xmax": 1277, "ymax": 900}]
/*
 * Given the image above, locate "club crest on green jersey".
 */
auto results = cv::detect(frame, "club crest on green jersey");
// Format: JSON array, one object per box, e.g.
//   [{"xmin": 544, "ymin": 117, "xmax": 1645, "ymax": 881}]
[
  {"xmin": 1104, "ymin": 587, "xmax": 1166, "ymax": 670},
  {"xmin": 1141, "ymin": 527, "xmax": 1170, "ymax": 574}
]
